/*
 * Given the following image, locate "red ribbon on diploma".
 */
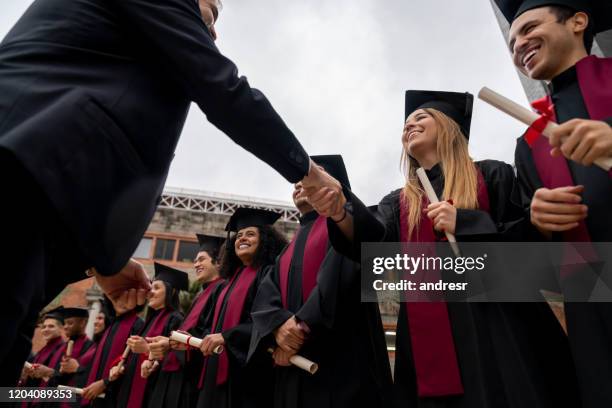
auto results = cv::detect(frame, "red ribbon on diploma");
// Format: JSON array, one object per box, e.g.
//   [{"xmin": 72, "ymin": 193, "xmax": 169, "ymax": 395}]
[{"xmin": 524, "ymin": 96, "xmax": 556, "ymax": 147}]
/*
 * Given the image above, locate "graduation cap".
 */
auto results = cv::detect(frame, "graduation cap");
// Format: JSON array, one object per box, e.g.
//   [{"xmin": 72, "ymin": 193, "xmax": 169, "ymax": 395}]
[
  {"xmin": 404, "ymin": 90, "xmax": 474, "ymax": 139},
  {"xmin": 43, "ymin": 306, "xmax": 65, "ymax": 324},
  {"xmin": 495, "ymin": 0, "xmax": 612, "ymax": 33},
  {"xmin": 310, "ymin": 155, "xmax": 351, "ymax": 189},
  {"xmin": 62, "ymin": 307, "xmax": 89, "ymax": 319},
  {"xmin": 153, "ymin": 262, "xmax": 189, "ymax": 291},
  {"xmin": 225, "ymin": 207, "xmax": 281, "ymax": 232},
  {"xmin": 196, "ymin": 233, "xmax": 220, "ymax": 258}
]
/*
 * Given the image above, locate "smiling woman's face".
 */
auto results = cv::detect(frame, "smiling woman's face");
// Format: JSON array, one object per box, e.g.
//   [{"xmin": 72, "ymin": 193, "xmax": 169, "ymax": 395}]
[
  {"xmin": 403, "ymin": 109, "xmax": 438, "ymax": 158},
  {"xmin": 148, "ymin": 280, "xmax": 167, "ymax": 310},
  {"xmin": 234, "ymin": 226, "xmax": 260, "ymax": 266}
]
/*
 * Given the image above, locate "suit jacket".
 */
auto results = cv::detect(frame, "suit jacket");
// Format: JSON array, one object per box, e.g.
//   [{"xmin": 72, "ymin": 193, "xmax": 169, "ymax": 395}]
[{"xmin": 0, "ymin": 0, "xmax": 309, "ymax": 277}]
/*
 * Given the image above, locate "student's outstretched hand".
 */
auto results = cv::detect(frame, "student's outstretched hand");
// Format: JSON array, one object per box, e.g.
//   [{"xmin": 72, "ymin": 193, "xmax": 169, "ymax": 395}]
[
  {"xmin": 93, "ymin": 259, "xmax": 150, "ymax": 311},
  {"xmin": 549, "ymin": 119, "xmax": 612, "ymax": 166},
  {"xmin": 147, "ymin": 336, "xmax": 170, "ymax": 360}
]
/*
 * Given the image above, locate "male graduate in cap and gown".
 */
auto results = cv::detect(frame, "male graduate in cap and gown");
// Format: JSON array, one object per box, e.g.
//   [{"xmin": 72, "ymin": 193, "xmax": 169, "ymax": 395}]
[
  {"xmin": 113, "ymin": 263, "xmax": 187, "ymax": 408},
  {"xmin": 18, "ymin": 307, "xmax": 65, "ymax": 392},
  {"xmin": 305, "ymin": 90, "xmax": 579, "ymax": 407},
  {"xmin": 147, "ymin": 235, "xmax": 224, "ymax": 408},
  {"xmin": 42, "ymin": 307, "xmax": 96, "ymax": 407},
  {"xmin": 249, "ymin": 155, "xmax": 393, "ymax": 408},
  {"xmin": 496, "ymin": 1, "xmax": 612, "ymax": 406},
  {"xmin": 196, "ymin": 208, "xmax": 287, "ymax": 408}
]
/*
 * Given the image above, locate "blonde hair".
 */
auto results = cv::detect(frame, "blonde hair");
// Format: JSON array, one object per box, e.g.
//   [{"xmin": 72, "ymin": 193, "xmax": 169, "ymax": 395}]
[{"xmin": 400, "ymin": 108, "xmax": 478, "ymax": 239}]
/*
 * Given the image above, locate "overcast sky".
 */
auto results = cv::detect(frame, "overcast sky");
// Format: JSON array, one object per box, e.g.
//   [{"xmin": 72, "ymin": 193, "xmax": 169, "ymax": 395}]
[{"xmin": 1, "ymin": 0, "xmax": 529, "ymax": 205}]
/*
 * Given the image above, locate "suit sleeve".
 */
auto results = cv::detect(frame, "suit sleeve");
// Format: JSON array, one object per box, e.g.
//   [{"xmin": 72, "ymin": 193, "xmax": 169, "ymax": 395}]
[{"xmin": 109, "ymin": 0, "xmax": 309, "ymax": 183}]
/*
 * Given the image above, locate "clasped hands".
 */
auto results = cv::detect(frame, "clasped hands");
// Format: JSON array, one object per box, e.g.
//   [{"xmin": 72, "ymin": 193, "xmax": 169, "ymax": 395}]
[{"xmin": 272, "ymin": 316, "xmax": 306, "ymax": 367}]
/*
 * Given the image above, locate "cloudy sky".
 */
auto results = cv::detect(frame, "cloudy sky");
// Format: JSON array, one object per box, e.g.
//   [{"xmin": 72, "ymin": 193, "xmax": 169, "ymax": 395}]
[{"xmin": 1, "ymin": 0, "xmax": 529, "ymax": 205}]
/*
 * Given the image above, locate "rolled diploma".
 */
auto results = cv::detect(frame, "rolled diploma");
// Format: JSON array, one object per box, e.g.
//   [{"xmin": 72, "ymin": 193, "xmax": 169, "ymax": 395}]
[
  {"xmin": 478, "ymin": 86, "xmax": 612, "ymax": 171},
  {"xmin": 117, "ymin": 345, "xmax": 130, "ymax": 369},
  {"xmin": 267, "ymin": 348, "xmax": 319, "ymax": 375},
  {"xmin": 416, "ymin": 167, "xmax": 461, "ymax": 257},
  {"xmin": 66, "ymin": 340, "xmax": 74, "ymax": 357},
  {"xmin": 57, "ymin": 385, "xmax": 105, "ymax": 399},
  {"xmin": 170, "ymin": 331, "xmax": 223, "ymax": 354}
]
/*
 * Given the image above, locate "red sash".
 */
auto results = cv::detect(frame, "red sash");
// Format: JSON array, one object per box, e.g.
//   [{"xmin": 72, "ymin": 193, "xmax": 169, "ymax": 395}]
[
  {"xmin": 399, "ymin": 167, "xmax": 489, "ymax": 397},
  {"xmin": 279, "ymin": 215, "xmax": 329, "ymax": 307},
  {"xmin": 198, "ymin": 266, "xmax": 258, "ymax": 387},
  {"xmin": 163, "ymin": 278, "xmax": 224, "ymax": 372},
  {"xmin": 126, "ymin": 308, "xmax": 173, "ymax": 408},
  {"xmin": 81, "ymin": 311, "xmax": 138, "ymax": 405}
]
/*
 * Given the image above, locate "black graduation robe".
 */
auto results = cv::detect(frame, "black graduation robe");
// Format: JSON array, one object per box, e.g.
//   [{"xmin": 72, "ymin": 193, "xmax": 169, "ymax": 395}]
[
  {"xmin": 514, "ymin": 57, "xmax": 612, "ymax": 408},
  {"xmin": 249, "ymin": 211, "xmax": 393, "ymax": 408},
  {"xmin": 40, "ymin": 334, "xmax": 95, "ymax": 408},
  {"xmin": 86, "ymin": 312, "xmax": 144, "ymax": 408},
  {"xmin": 196, "ymin": 266, "xmax": 273, "ymax": 408},
  {"xmin": 328, "ymin": 160, "xmax": 580, "ymax": 408},
  {"xmin": 114, "ymin": 308, "xmax": 183, "ymax": 408},
  {"xmin": 149, "ymin": 278, "xmax": 224, "ymax": 408}
]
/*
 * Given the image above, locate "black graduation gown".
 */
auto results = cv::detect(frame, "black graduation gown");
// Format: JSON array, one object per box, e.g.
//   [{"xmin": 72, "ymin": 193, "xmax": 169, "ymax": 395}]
[
  {"xmin": 514, "ymin": 64, "xmax": 612, "ymax": 408},
  {"xmin": 249, "ymin": 211, "xmax": 393, "ymax": 408},
  {"xmin": 148, "ymin": 281, "xmax": 223, "ymax": 408},
  {"xmin": 114, "ymin": 308, "xmax": 183, "ymax": 408},
  {"xmin": 41, "ymin": 335, "xmax": 95, "ymax": 408},
  {"xmin": 196, "ymin": 266, "xmax": 273, "ymax": 408},
  {"xmin": 328, "ymin": 160, "xmax": 580, "ymax": 408},
  {"xmin": 89, "ymin": 314, "xmax": 145, "ymax": 408}
]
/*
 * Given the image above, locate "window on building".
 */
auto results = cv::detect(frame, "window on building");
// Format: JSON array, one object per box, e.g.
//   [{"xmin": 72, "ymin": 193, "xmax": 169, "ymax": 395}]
[
  {"xmin": 154, "ymin": 238, "xmax": 176, "ymax": 261},
  {"xmin": 133, "ymin": 237, "xmax": 153, "ymax": 259},
  {"xmin": 177, "ymin": 241, "xmax": 200, "ymax": 263}
]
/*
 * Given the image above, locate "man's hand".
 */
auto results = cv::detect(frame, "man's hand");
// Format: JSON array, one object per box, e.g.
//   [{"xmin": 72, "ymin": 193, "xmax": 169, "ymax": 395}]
[
  {"xmin": 530, "ymin": 186, "xmax": 588, "ymax": 234},
  {"xmin": 425, "ymin": 201, "xmax": 457, "ymax": 234},
  {"xmin": 272, "ymin": 347, "xmax": 295, "ymax": 367},
  {"xmin": 59, "ymin": 357, "xmax": 79, "ymax": 374},
  {"xmin": 127, "ymin": 335, "xmax": 149, "ymax": 354},
  {"xmin": 274, "ymin": 316, "xmax": 305, "ymax": 353},
  {"xmin": 93, "ymin": 259, "xmax": 150, "ymax": 311},
  {"xmin": 301, "ymin": 162, "xmax": 346, "ymax": 219},
  {"xmin": 82, "ymin": 379, "xmax": 106, "ymax": 400},
  {"xmin": 200, "ymin": 333, "xmax": 225, "ymax": 356},
  {"xmin": 549, "ymin": 119, "xmax": 612, "ymax": 166},
  {"xmin": 147, "ymin": 336, "xmax": 170, "ymax": 360}
]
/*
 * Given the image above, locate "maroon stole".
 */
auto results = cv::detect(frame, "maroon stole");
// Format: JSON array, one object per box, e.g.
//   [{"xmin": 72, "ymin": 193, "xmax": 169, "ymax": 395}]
[
  {"xmin": 163, "ymin": 277, "xmax": 224, "ymax": 372},
  {"xmin": 399, "ymin": 167, "xmax": 489, "ymax": 397},
  {"xmin": 279, "ymin": 215, "xmax": 329, "ymax": 307},
  {"xmin": 31, "ymin": 336, "xmax": 65, "ymax": 367},
  {"xmin": 81, "ymin": 311, "xmax": 138, "ymax": 405},
  {"xmin": 126, "ymin": 308, "xmax": 173, "ymax": 408},
  {"xmin": 198, "ymin": 266, "xmax": 258, "ymax": 387},
  {"xmin": 527, "ymin": 56, "xmax": 612, "ymax": 244}
]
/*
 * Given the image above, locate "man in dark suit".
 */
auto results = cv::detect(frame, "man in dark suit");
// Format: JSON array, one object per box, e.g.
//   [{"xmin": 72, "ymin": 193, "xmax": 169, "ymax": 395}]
[{"xmin": 0, "ymin": 0, "xmax": 325, "ymax": 385}]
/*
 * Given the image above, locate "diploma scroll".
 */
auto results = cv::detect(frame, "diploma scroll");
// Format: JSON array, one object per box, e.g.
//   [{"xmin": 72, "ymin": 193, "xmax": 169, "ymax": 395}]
[
  {"xmin": 267, "ymin": 348, "xmax": 319, "ymax": 375},
  {"xmin": 65, "ymin": 340, "xmax": 74, "ymax": 357},
  {"xmin": 57, "ymin": 385, "xmax": 105, "ymax": 399},
  {"xmin": 416, "ymin": 167, "xmax": 461, "ymax": 257},
  {"xmin": 169, "ymin": 331, "xmax": 224, "ymax": 354},
  {"xmin": 478, "ymin": 87, "xmax": 612, "ymax": 171},
  {"xmin": 117, "ymin": 345, "xmax": 130, "ymax": 370}
]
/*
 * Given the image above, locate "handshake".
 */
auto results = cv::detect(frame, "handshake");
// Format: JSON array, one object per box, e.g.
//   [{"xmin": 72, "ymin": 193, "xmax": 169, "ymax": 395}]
[{"xmin": 299, "ymin": 159, "xmax": 347, "ymax": 222}]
